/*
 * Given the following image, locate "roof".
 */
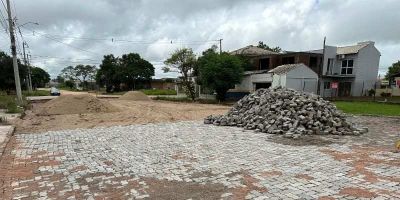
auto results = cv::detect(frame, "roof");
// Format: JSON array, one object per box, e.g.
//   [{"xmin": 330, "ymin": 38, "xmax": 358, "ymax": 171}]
[
  {"xmin": 268, "ymin": 63, "xmax": 308, "ymax": 75},
  {"xmin": 337, "ymin": 43, "xmax": 369, "ymax": 55},
  {"xmin": 230, "ymin": 45, "xmax": 279, "ymax": 56}
]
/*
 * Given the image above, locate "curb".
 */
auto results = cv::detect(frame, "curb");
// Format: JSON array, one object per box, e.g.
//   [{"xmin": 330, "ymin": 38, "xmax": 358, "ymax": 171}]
[{"xmin": 0, "ymin": 125, "xmax": 15, "ymax": 160}]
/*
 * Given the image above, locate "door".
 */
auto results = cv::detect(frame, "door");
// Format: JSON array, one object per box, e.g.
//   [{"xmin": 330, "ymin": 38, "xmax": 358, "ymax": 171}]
[{"xmin": 338, "ymin": 82, "xmax": 352, "ymax": 96}]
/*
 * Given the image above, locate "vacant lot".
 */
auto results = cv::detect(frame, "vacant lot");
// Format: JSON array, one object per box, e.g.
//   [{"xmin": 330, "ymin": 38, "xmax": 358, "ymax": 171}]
[{"xmin": 12, "ymin": 99, "xmax": 229, "ymax": 133}]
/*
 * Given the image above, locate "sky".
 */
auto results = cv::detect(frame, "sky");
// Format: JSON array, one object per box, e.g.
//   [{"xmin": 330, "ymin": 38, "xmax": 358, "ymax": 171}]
[{"xmin": 0, "ymin": 0, "xmax": 399, "ymax": 78}]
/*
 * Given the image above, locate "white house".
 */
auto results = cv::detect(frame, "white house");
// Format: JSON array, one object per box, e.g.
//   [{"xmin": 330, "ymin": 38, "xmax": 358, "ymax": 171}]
[
  {"xmin": 320, "ymin": 41, "xmax": 381, "ymax": 97},
  {"xmin": 269, "ymin": 63, "xmax": 318, "ymax": 94}
]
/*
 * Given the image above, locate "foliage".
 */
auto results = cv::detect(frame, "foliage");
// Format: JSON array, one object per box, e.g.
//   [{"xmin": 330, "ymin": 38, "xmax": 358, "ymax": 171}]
[
  {"xmin": 367, "ymin": 89, "xmax": 375, "ymax": 96},
  {"xmin": 164, "ymin": 48, "xmax": 197, "ymax": 100},
  {"xmin": 385, "ymin": 60, "xmax": 400, "ymax": 79},
  {"xmin": 31, "ymin": 67, "xmax": 50, "ymax": 88},
  {"xmin": 141, "ymin": 89, "xmax": 177, "ymax": 95},
  {"xmin": 63, "ymin": 80, "xmax": 75, "ymax": 89},
  {"xmin": 0, "ymin": 94, "xmax": 25, "ymax": 113},
  {"xmin": 60, "ymin": 65, "xmax": 97, "ymax": 90},
  {"xmin": 335, "ymin": 101, "xmax": 400, "ymax": 116},
  {"xmin": 197, "ymin": 48, "xmax": 244, "ymax": 101},
  {"xmin": 96, "ymin": 53, "xmax": 154, "ymax": 92},
  {"xmin": 257, "ymin": 41, "xmax": 282, "ymax": 53},
  {"xmin": 0, "ymin": 51, "xmax": 28, "ymax": 90}
]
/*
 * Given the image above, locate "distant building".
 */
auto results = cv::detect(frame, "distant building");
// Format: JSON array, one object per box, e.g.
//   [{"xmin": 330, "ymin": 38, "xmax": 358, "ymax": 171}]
[
  {"xmin": 150, "ymin": 78, "xmax": 177, "ymax": 90},
  {"xmin": 231, "ymin": 41, "xmax": 380, "ymax": 96}
]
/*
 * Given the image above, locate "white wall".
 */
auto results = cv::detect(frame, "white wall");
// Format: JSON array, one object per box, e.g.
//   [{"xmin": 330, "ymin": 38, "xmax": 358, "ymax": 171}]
[
  {"xmin": 235, "ymin": 73, "xmax": 273, "ymax": 92},
  {"xmin": 353, "ymin": 43, "xmax": 380, "ymax": 96},
  {"xmin": 322, "ymin": 46, "xmax": 337, "ymax": 74},
  {"xmin": 272, "ymin": 74, "xmax": 286, "ymax": 88}
]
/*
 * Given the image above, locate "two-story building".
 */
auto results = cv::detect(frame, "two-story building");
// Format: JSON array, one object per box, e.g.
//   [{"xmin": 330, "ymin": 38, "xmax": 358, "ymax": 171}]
[
  {"xmin": 231, "ymin": 41, "xmax": 380, "ymax": 97},
  {"xmin": 319, "ymin": 41, "xmax": 380, "ymax": 97}
]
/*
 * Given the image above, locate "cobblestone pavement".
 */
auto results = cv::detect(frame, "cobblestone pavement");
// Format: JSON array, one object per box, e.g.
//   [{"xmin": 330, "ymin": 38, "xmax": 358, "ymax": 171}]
[{"xmin": 0, "ymin": 116, "xmax": 399, "ymax": 199}]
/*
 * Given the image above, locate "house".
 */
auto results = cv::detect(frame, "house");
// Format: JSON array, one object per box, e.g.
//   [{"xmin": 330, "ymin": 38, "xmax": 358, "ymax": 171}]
[
  {"xmin": 269, "ymin": 63, "xmax": 318, "ymax": 94},
  {"xmin": 232, "ymin": 45, "xmax": 323, "ymax": 93},
  {"xmin": 320, "ymin": 41, "xmax": 380, "ymax": 97},
  {"xmin": 231, "ymin": 41, "xmax": 380, "ymax": 96}
]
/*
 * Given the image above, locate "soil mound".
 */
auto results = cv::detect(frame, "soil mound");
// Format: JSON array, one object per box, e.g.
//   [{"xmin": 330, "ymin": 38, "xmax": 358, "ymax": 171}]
[
  {"xmin": 38, "ymin": 94, "xmax": 119, "ymax": 115},
  {"xmin": 205, "ymin": 87, "xmax": 367, "ymax": 138},
  {"xmin": 119, "ymin": 91, "xmax": 151, "ymax": 101}
]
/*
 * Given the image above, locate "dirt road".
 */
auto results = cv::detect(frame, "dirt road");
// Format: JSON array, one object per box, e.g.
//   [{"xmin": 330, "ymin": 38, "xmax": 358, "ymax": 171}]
[{"xmin": 13, "ymin": 99, "xmax": 230, "ymax": 133}]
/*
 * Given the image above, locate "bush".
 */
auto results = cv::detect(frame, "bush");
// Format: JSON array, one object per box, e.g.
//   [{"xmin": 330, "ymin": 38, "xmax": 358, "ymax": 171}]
[
  {"xmin": 380, "ymin": 92, "xmax": 392, "ymax": 97},
  {"xmin": 368, "ymin": 89, "xmax": 375, "ymax": 96}
]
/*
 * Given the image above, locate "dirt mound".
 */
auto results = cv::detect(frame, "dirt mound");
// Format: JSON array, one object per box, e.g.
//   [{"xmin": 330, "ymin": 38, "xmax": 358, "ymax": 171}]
[
  {"xmin": 119, "ymin": 91, "xmax": 151, "ymax": 101},
  {"xmin": 38, "ymin": 94, "xmax": 119, "ymax": 115}
]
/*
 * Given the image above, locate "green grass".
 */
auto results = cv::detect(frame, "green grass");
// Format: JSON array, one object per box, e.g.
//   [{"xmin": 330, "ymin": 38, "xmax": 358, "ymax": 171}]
[
  {"xmin": 0, "ymin": 94, "xmax": 25, "ymax": 113},
  {"xmin": 22, "ymin": 90, "xmax": 50, "ymax": 96},
  {"xmin": 334, "ymin": 101, "xmax": 400, "ymax": 116},
  {"xmin": 141, "ymin": 89, "xmax": 177, "ymax": 95}
]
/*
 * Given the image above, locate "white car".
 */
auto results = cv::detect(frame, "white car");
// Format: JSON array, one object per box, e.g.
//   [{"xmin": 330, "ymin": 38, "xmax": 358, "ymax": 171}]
[{"xmin": 50, "ymin": 87, "xmax": 61, "ymax": 96}]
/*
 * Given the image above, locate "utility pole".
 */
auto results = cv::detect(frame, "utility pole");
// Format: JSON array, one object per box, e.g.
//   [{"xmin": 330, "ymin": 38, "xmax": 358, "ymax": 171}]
[
  {"xmin": 28, "ymin": 54, "xmax": 32, "ymax": 90},
  {"xmin": 219, "ymin": 39, "xmax": 223, "ymax": 54},
  {"xmin": 22, "ymin": 41, "xmax": 32, "ymax": 93},
  {"xmin": 317, "ymin": 36, "xmax": 326, "ymax": 96},
  {"xmin": 6, "ymin": 0, "xmax": 23, "ymax": 104}
]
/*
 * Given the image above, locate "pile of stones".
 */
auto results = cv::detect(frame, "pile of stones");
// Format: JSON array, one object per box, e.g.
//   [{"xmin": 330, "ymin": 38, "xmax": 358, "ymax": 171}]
[{"xmin": 204, "ymin": 88, "xmax": 367, "ymax": 138}]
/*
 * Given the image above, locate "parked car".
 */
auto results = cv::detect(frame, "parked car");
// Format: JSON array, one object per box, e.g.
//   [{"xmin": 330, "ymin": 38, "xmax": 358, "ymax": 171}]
[{"xmin": 50, "ymin": 87, "xmax": 61, "ymax": 96}]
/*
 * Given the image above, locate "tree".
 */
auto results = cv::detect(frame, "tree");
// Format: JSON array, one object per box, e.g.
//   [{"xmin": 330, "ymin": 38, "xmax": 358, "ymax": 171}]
[
  {"xmin": 60, "ymin": 66, "xmax": 77, "ymax": 81},
  {"xmin": 60, "ymin": 65, "xmax": 97, "ymax": 90},
  {"xmin": 257, "ymin": 41, "xmax": 282, "ymax": 53},
  {"xmin": 75, "ymin": 64, "xmax": 97, "ymax": 90},
  {"xmin": 120, "ymin": 53, "xmax": 154, "ymax": 90},
  {"xmin": 31, "ymin": 67, "xmax": 50, "ymax": 88},
  {"xmin": 164, "ymin": 48, "xmax": 197, "ymax": 100},
  {"xmin": 197, "ymin": 48, "xmax": 244, "ymax": 101},
  {"xmin": 96, "ymin": 54, "xmax": 119, "ymax": 92},
  {"xmin": 0, "ymin": 51, "xmax": 29, "ymax": 91},
  {"xmin": 385, "ymin": 60, "xmax": 400, "ymax": 79}
]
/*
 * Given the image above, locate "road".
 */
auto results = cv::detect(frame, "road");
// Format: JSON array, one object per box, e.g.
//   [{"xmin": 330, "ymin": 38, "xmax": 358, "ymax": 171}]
[{"xmin": 1, "ymin": 116, "xmax": 400, "ymax": 199}]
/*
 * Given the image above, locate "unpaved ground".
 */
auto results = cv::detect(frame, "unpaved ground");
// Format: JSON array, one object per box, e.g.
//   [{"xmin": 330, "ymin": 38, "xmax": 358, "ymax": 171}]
[{"xmin": 13, "ymin": 100, "xmax": 229, "ymax": 133}]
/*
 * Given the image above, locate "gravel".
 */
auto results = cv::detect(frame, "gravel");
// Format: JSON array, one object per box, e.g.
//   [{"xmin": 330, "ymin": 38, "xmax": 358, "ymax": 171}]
[{"xmin": 204, "ymin": 88, "xmax": 367, "ymax": 138}]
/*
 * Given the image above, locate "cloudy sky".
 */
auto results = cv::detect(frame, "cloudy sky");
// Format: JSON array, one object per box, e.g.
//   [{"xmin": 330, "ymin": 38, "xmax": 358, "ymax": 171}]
[{"xmin": 1, "ymin": 0, "xmax": 399, "ymax": 78}]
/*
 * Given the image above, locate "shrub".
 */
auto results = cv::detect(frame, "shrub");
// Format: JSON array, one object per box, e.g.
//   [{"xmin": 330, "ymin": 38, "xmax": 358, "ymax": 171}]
[{"xmin": 368, "ymin": 89, "xmax": 375, "ymax": 96}]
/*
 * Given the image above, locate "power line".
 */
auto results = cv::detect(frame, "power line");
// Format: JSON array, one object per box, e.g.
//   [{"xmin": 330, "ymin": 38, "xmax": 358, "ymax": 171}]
[{"xmin": 21, "ymin": 26, "xmax": 101, "ymax": 56}]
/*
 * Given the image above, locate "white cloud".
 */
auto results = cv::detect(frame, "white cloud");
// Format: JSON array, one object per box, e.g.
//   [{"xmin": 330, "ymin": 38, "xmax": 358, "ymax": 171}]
[{"xmin": 4, "ymin": 0, "xmax": 399, "ymax": 78}]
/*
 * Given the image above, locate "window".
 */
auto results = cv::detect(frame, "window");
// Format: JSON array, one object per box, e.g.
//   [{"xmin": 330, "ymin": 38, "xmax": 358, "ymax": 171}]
[
  {"xmin": 259, "ymin": 58, "xmax": 270, "ymax": 70},
  {"xmin": 341, "ymin": 59, "xmax": 353, "ymax": 75},
  {"xmin": 282, "ymin": 56, "xmax": 295, "ymax": 64},
  {"xmin": 324, "ymin": 81, "xmax": 331, "ymax": 89},
  {"xmin": 309, "ymin": 56, "xmax": 318, "ymax": 69}
]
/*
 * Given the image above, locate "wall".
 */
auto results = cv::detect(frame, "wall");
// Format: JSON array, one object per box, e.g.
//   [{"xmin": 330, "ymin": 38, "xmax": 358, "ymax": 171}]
[
  {"xmin": 322, "ymin": 46, "xmax": 337, "ymax": 75},
  {"xmin": 286, "ymin": 65, "xmax": 318, "ymax": 94},
  {"xmin": 272, "ymin": 74, "xmax": 286, "ymax": 88},
  {"xmin": 235, "ymin": 75, "xmax": 252, "ymax": 91},
  {"xmin": 235, "ymin": 73, "xmax": 273, "ymax": 92},
  {"xmin": 353, "ymin": 43, "xmax": 380, "ymax": 96}
]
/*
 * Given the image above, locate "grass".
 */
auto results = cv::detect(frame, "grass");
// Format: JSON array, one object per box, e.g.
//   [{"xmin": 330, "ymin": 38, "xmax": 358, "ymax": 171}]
[
  {"xmin": 0, "ymin": 94, "xmax": 25, "ymax": 113},
  {"xmin": 141, "ymin": 89, "xmax": 177, "ymax": 95},
  {"xmin": 22, "ymin": 90, "xmax": 50, "ymax": 96},
  {"xmin": 334, "ymin": 101, "xmax": 400, "ymax": 116}
]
